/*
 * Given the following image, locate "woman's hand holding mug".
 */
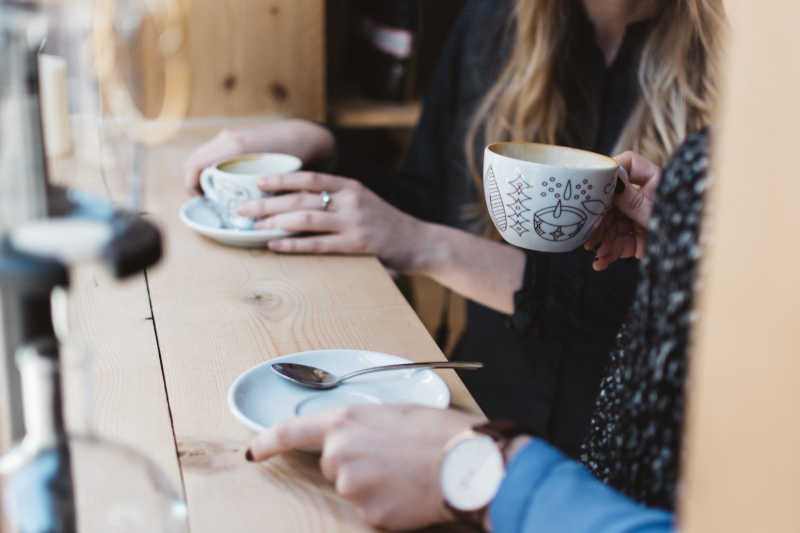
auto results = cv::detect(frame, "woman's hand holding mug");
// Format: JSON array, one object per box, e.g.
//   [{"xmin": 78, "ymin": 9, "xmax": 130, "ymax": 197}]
[
  {"xmin": 237, "ymin": 172, "xmax": 428, "ymax": 273},
  {"xmin": 183, "ymin": 119, "xmax": 335, "ymax": 193},
  {"xmin": 584, "ymin": 151, "xmax": 662, "ymax": 271}
]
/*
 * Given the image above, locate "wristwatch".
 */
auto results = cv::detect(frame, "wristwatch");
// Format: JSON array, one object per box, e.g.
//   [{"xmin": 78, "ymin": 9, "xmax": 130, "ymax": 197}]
[{"xmin": 440, "ymin": 420, "xmax": 535, "ymax": 527}]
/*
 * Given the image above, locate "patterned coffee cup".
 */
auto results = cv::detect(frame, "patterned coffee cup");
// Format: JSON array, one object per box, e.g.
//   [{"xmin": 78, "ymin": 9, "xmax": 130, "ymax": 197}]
[
  {"xmin": 200, "ymin": 153, "xmax": 302, "ymax": 230},
  {"xmin": 484, "ymin": 142, "xmax": 627, "ymax": 252}
]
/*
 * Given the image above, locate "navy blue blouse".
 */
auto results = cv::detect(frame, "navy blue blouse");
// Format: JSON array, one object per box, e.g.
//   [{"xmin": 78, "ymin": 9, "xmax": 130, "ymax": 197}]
[{"xmin": 366, "ymin": 0, "xmax": 652, "ymax": 457}]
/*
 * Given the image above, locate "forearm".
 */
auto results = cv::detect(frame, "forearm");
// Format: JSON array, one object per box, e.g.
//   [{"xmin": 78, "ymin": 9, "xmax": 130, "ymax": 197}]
[
  {"xmin": 491, "ymin": 439, "xmax": 674, "ymax": 533},
  {"xmin": 410, "ymin": 222, "xmax": 525, "ymax": 315},
  {"xmin": 230, "ymin": 119, "xmax": 335, "ymax": 165}
]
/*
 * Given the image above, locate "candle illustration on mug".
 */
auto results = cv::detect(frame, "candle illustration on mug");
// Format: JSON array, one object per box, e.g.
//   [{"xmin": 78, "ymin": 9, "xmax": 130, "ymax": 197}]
[
  {"xmin": 530, "ymin": 176, "xmax": 613, "ymax": 241},
  {"xmin": 533, "ymin": 200, "xmax": 588, "ymax": 241}
]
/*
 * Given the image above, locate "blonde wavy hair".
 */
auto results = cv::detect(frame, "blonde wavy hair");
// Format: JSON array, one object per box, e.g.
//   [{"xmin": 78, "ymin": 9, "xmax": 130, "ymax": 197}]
[{"xmin": 465, "ymin": 0, "xmax": 726, "ymax": 230}]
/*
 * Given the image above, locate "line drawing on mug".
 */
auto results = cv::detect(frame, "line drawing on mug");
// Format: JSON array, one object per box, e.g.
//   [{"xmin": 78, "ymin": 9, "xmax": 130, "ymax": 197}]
[
  {"xmin": 582, "ymin": 199, "xmax": 608, "ymax": 216},
  {"xmin": 540, "ymin": 176, "xmax": 594, "ymax": 202},
  {"xmin": 564, "ymin": 179, "xmax": 573, "ymax": 200},
  {"xmin": 533, "ymin": 200, "xmax": 588, "ymax": 242},
  {"xmin": 217, "ymin": 181, "xmax": 255, "ymax": 219},
  {"xmin": 506, "ymin": 172, "xmax": 533, "ymax": 237},
  {"xmin": 485, "ymin": 165, "xmax": 508, "ymax": 232}
]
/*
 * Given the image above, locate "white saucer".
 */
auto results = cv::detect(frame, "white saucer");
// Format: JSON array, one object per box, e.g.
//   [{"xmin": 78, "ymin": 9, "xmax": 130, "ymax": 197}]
[
  {"xmin": 228, "ymin": 349, "xmax": 451, "ymax": 433},
  {"xmin": 179, "ymin": 197, "xmax": 290, "ymax": 248}
]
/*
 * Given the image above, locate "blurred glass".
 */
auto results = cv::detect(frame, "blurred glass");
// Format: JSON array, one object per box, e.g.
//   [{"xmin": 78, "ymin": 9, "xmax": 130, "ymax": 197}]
[
  {"xmin": 1, "ymin": 436, "xmax": 188, "ymax": 533},
  {"xmin": 0, "ymin": 0, "xmax": 190, "ymax": 223},
  {"xmin": 0, "ymin": 333, "xmax": 187, "ymax": 533}
]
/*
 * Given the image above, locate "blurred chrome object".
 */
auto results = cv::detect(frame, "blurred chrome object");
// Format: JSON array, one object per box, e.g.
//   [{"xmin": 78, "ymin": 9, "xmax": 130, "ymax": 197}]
[
  {"xmin": 0, "ymin": 0, "xmax": 59, "ymax": 444},
  {"xmin": 0, "ymin": 0, "xmax": 191, "ymax": 444},
  {"xmin": 0, "ymin": 2, "xmax": 50, "ymax": 232}
]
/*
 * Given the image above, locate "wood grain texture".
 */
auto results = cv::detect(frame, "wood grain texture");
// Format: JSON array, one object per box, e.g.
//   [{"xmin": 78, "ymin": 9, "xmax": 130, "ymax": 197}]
[
  {"xmin": 61, "ymin": 266, "xmax": 184, "ymax": 495},
  {"xmin": 329, "ymin": 98, "xmax": 422, "ymax": 129},
  {"xmin": 47, "ymin": 136, "xmax": 183, "ymax": 529},
  {"xmin": 680, "ymin": 1, "xmax": 800, "ymax": 531},
  {"xmin": 142, "ymin": 119, "xmax": 480, "ymax": 532},
  {"xmin": 140, "ymin": 0, "xmax": 325, "ymax": 120}
]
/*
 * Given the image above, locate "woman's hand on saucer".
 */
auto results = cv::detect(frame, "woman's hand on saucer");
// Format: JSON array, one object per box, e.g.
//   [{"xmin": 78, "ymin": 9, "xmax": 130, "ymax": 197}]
[
  {"xmin": 237, "ymin": 172, "xmax": 427, "ymax": 273},
  {"xmin": 584, "ymin": 151, "xmax": 662, "ymax": 271},
  {"xmin": 247, "ymin": 404, "xmax": 484, "ymax": 530}
]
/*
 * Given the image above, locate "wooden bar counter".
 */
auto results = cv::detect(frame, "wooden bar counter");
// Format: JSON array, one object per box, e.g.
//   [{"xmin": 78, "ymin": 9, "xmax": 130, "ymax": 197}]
[{"xmin": 59, "ymin": 118, "xmax": 481, "ymax": 532}]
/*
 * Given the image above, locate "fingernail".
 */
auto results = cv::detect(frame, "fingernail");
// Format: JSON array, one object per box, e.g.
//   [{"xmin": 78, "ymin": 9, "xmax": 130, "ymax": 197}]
[
  {"xmin": 245, "ymin": 449, "xmax": 254, "ymax": 462},
  {"xmin": 615, "ymin": 179, "xmax": 626, "ymax": 195}
]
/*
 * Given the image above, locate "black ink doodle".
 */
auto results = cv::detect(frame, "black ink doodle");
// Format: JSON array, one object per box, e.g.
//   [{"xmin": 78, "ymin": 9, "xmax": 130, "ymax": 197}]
[
  {"xmin": 582, "ymin": 199, "xmax": 608, "ymax": 216},
  {"xmin": 485, "ymin": 165, "xmax": 508, "ymax": 232},
  {"xmin": 506, "ymin": 173, "xmax": 532, "ymax": 237},
  {"xmin": 533, "ymin": 200, "xmax": 587, "ymax": 242},
  {"xmin": 218, "ymin": 181, "xmax": 255, "ymax": 218},
  {"xmin": 541, "ymin": 176, "xmax": 593, "ymax": 201}
]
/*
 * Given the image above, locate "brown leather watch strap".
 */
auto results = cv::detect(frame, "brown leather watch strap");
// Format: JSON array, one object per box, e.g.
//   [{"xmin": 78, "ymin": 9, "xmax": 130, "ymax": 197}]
[{"xmin": 473, "ymin": 420, "xmax": 538, "ymax": 454}]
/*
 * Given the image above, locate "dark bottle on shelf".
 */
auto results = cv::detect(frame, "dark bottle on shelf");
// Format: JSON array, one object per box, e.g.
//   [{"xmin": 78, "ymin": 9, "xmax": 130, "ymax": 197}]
[{"xmin": 355, "ymin": 0, "xmax": 420, "ymax": 102}]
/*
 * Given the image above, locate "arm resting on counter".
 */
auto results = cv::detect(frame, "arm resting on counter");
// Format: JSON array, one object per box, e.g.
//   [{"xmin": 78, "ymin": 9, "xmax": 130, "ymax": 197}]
[{"xmin": 490, "ymin": 439, "xmax": 674, "ymax": 533}]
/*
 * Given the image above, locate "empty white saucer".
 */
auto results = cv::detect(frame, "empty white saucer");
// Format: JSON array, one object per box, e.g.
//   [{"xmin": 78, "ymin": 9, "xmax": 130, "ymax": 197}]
[
  {"xmin": 228, "ymin": 349, "xmax": 451, "ymax": 433},
  {"xmin": 179, "ymin": 197, "xmax": 290, "ymax": 248}
]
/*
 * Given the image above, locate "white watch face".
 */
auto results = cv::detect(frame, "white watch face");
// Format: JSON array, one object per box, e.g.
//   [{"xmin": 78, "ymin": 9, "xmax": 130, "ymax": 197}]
[{"xmin": 440, "ymin": 434, "xmax": 505, "ymax": 511}]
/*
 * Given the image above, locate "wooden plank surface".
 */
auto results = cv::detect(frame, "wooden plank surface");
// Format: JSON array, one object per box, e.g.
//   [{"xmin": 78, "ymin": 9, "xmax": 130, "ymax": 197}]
[
  {"xmin": 61, "ymin": 266, "xmax": 184, "ymax": 496},
  {"xmin": 680, "ymin": 1, "xmax": 800, "ymax": 531},
  {"xmin": 51, "ymin": 144, "xmax": 184, "ymax": 528},
  {"xmin": 142, "ymin": 121, "xmax": 480, "ymax": 532},
  {"xmin": 46, "ymin": 126, "xmax": 181, "ymax": 492},
  {"xmin": 140, "ymin": 0, "xmax": 325, "ymax": 121}
]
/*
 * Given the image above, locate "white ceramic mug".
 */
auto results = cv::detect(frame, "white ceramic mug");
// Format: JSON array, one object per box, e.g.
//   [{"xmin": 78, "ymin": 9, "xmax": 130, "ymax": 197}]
[
  {"xmin": 200, "ymin": 153, "xmax": 302, "ymax": 230},
  {"xmin": 483, "ymin": 142, "xmax": 627, "ymax": 252}
]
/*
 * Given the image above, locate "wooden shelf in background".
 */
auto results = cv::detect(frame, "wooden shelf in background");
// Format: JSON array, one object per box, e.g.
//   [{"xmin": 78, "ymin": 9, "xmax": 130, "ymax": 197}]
[{"xmin": 328, "ymin": 97, "xmax": 422, "ymax": 129}]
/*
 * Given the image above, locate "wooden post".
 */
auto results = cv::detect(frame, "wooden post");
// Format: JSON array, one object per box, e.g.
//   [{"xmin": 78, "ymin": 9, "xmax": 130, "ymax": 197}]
[
  {"xmin": 139, "ymin": 0, "xmax": 325, "ymax": 120},
  {"xmin": 681, "ymin": 1, "xmax": 800, "ymax": 531}
]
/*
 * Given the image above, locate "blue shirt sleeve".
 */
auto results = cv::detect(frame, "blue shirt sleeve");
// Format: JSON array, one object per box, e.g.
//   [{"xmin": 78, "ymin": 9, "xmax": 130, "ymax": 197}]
[{"xmin": 489, "ymin": 439, "xmax": 675, "ymax": 533}]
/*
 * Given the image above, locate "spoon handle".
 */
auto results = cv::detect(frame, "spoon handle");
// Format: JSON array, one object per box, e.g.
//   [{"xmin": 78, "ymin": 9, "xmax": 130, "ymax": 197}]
[{"xmin": 338, "ymin": 361, "xmax": 483, "ymax": 383}]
